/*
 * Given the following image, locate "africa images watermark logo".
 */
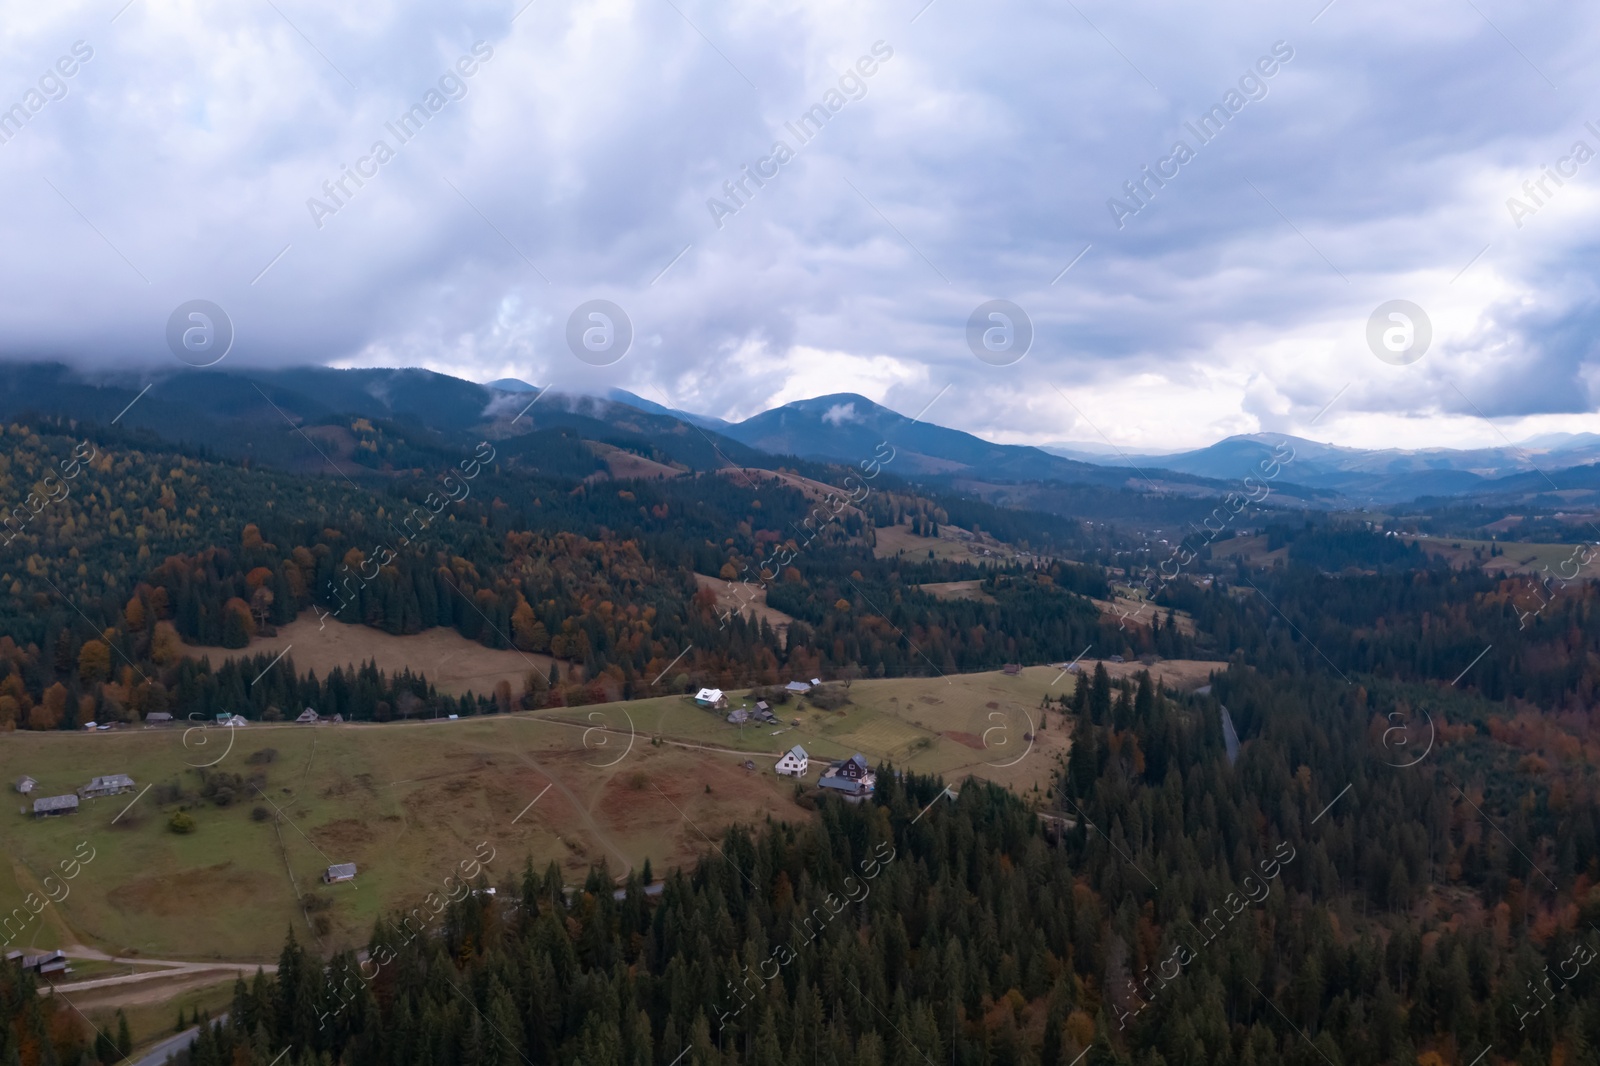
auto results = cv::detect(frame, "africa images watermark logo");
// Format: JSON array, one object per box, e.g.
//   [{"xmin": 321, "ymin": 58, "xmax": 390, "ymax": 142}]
[
  {"xmin": 706, "ymin": 41, "xmax": 894, "ymax": 230},
  {"xmin": 1107, "ymin": 40, "xmax": 1294, "ymax": 229},
  {"xmin": 0, "ymin": 40, "xmax": 94, "ymax": 148},
  {"xmin": 306, "ymin": 43, "xmax": 495, "ymax": 229}
]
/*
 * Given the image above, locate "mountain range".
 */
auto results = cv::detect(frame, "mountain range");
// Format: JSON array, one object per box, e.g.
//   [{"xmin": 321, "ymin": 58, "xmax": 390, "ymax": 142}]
[
  {"xmin": 1042, "ymin": 432, "xmax": 1600, "ymax": 500},
  {"xmin": 2, "ymin": 361, "xmax": 1597, "ymax": 511}
]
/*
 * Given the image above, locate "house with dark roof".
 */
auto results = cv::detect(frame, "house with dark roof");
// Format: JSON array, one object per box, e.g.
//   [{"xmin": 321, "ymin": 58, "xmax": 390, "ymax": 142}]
[
  {"xmin": 32, "ymin": 794, "xmax": 79, "ymax": 817},
  {"xmin": 1002, "ymin": 663, "xmax": 1022, "ymax": 676},
  {"xmin": 145, "ymin": 712, "xmax": 173, "ymax": 725},
  {"xmin": 79, "ymin": 774, "xmax": 134, "ymax": 799},
  {"xmin": 817, "ymin": 754, "xmax": 875, "ymax": 798}
]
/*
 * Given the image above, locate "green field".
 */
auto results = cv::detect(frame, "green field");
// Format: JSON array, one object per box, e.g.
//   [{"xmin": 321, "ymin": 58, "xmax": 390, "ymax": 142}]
[
  {"xmin": 533, "ymin": 666, "xmax": 1081, "ymax": 796},
  {"xmin": 1402, "ymin": 534, "xmax": 1596, "ymax": 576},
  {"xmin": 0, "ymin": 666, "xmax": 1083, "ymax": 963}
]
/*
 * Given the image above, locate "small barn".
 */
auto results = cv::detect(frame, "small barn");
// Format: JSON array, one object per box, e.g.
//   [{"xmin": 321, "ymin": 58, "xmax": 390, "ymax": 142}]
[
  {"xmin": 32, "ymin": 794, "xmax": 79, "ymax": 818},
  {"xmin": 784, "ymin": 681, "xmax": 812, "ymax": 695},
  {"xmin": 775, "ymin": 745, "xmax": 809, "ymax": 778},
  {"xmin": 296, "ymin": 708, "xmax": 320, "ymax": 724},
  {"xmin": 80, "ymin": 775, "xmax": 135, "ymax": 799},
  {"xmin": 145, "ymin": 712, "xmax": 173, "ymax": 725},
  {"xmin": 324, "ymin": 863, "xmax": 357, "ymax": 883},
  {"xmin": 1002, "ymin": 663, "xmax": 1022, "ymax": 676},
  {"xmin": 726, "ymin": 708, "xmax": 749, "ymax": 724},
  {"xmin": 14, "ymin": 776, "xmax": 36, "ymax": 795},
  {"xmin": 17, "ymin": 951, "xmax": 67, "ymax": 976}
]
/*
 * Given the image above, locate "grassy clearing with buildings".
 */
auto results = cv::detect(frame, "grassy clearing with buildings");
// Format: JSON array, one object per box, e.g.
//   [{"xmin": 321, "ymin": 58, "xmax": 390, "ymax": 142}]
[{"xmin": 0, "ymin": 661, "xmax": 1214, "ymax": 963}]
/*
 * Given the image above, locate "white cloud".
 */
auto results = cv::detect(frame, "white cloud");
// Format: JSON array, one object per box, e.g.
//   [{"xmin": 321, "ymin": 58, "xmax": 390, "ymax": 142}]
[{"xmin": 1, "ymin": 0, "xmax": 1599, "ymax": 450}]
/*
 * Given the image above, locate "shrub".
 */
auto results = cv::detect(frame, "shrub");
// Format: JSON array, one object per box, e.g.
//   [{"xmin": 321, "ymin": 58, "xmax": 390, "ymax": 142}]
[
  {"xmin": 168, "ymin": 810, "xmax": 196, "ymax": 834},
  {"xmin": 250, "ymin": 806, "xmax": 271, "ymax": 822},
  {"xmin": 808, "ymin": 684, "xmax": 852, "ymax": 711}
]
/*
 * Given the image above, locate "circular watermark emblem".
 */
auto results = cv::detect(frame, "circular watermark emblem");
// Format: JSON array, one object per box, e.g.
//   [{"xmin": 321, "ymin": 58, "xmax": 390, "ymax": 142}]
[
  {"xmin": 166, "ymin": 300, "xmax": 235, "ymax": 367},
  {"xmin": 1366, "ymin": 300, "xmax": 1431, "ymax": 366},
  {"xmin": 1378, "ymin": 706, "xmax": 1435, "ymax": 768},
  {"xmin": 566, "ymin": 300, "xmax": 633, "ymax": 366},
  {"xmin": 182, "ymin": 713, "xmax": 237, "ymax": 768},
  {"xmin": 579, "ymin": 706, "xmax": 637, "ymax": 767},
  {"xmin": 966, "ymin": 300, "xmax": 1033, "ymax": 366},
  {"xmin": 965, "ymin": 701, "xmax": 1037, "ymax": 768}
]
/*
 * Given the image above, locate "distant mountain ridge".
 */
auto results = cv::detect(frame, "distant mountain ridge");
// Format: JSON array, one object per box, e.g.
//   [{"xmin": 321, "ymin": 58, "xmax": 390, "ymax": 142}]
[
  {"xmin": 1, "ymin": 361, "xmax": 1597, "ymax": 507},
  {"xmin": 1042, "ymin": 431, "xmax": 1600, "ymax": 501}
]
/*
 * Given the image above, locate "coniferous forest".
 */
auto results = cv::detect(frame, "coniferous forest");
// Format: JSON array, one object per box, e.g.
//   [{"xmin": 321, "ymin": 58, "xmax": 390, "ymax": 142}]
[{"xmin": 2, "ymin": 412, "xmax": 1599, "ymax": 1065}]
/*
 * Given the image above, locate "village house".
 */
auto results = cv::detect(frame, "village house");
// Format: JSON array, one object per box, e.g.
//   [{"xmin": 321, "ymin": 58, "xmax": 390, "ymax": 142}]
[
  {"xmin": 32, "ymin": 794, "xmax": 79, "ymax": 817},
  {"xmin": 145, "ymin": 712, "xmax": 173, "ymax": 725},
  {"xmin": 775, "ymin": 745, "xmax": 809, "ymax": 778},
  {"xmin": 79, "ymin": 774, "xmax": 135, "ymax": 799},
  {"xmin": 324, "ymin": 863, "xmax": 357, "ymax": 883},
  {"xmin": 817, "ymin": 754, "xmax": 875, "ymax": 798},
  {"xmin": 296, "ymin": 708, "xmax": 320, "ymax": 724},
  {"xmin": 1002, "ymin": 663, "xmax": 1022, "ymax": 676},
  {"xmin": 784, "ymin": 681, "xmax": 812, "ymax": 695},
  {"xmin": 14, "ymin": 776, "xmax": 35, "ymax": 795},
  {"xmin": 726, "ymin": 707, "xmax": 749, "ymax": 724},
  {"xmin": 694, "ymin": 688, "xmax": 728, "ymax": 710}
]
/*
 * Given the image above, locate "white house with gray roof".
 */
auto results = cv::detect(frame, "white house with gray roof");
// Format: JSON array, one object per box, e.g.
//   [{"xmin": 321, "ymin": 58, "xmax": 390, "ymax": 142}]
[{"xmin": 775, "ymin": 746, "xmax": 809, "ymax": 777}]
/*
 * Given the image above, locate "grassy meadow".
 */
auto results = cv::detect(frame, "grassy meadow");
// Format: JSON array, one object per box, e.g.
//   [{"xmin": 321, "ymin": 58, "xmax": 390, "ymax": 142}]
[{"xmin": 0, "ymin": 661, "xmax": 1236, "ymax": 963}]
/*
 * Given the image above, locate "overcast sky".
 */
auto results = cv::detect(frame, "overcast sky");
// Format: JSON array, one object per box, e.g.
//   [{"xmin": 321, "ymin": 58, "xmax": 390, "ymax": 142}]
[{"xmin": 2, "ymin": 0, "xmax": 1597, "ymax": 451}]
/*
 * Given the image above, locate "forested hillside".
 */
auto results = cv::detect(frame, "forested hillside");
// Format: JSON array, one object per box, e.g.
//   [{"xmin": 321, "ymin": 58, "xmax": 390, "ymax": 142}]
[
  {"xmin": 154, "ymin": 652, "xmax": 1600, "ymax": 1065},
  {"xmin": 0, "ymin": 418, "xmax": 1141, "ymax": 728}
]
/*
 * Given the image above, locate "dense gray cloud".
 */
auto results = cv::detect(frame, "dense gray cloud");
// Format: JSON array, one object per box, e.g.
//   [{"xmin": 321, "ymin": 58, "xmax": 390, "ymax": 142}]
[{"xmin": 0, "ymin": 0, "xmax": 1597, "ymax": 450}]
